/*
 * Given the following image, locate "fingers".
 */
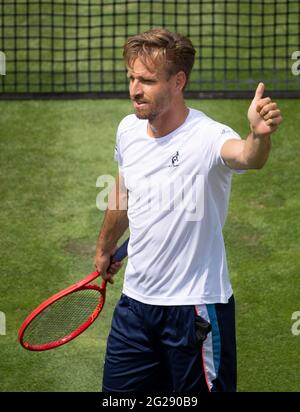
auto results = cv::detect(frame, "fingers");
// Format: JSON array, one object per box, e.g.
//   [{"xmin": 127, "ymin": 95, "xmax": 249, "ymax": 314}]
[
  {"xmin": 95, "ymin": 264, "xmax": 115, "ymax": 284},
  {"xmin": 94, "ymin": 255, "xmax": 123, "ymax": 285},
  {"xmin": 103, "ymin": 261, "xmax": 123, "ymax": 285},
  {"xmin": 256, "ymin": 97, "xmax": 271, "ymax": 113},
  {"xmin": 265, "ymin": 115, "xmax": 282, "ymax": 128},
  {"xmin": 107, "ymin": 261, "xmax": 123, "ymax": 275},
  {"xmin": 259, "ymin": 102, "xmax": 281, "ymax": 120},
  {"xmin": 249, "ymin": 83, "xmax": 282, "ymax": 135},
  {"xmin": 94, "ymin": 257, "xmax": 108, "ymax": 275},
  {"xmin": 102, "ymin": 273, "xmax": 115, "ymax": 285},
  {"xmin": 256, "ymin": 99, "xmax": 282, "ymax": 128}
]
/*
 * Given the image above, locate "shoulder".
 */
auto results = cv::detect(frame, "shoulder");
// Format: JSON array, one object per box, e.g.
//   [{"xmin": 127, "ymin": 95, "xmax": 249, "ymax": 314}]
[
  {"xmin": 188, "ymin": 108, "xmax": 240, "ymax": 140},
  {"xmin": 117, "ymin": 114, "xmax": 142, "ymax": 136}
]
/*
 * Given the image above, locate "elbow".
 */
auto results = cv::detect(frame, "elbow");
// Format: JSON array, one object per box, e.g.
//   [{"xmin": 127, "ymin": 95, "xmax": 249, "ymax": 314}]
[
  {"xmin": 245, "ymin": 150, "xmax": 271, "ymax": 170},
  {"xmin": 254, "ymin": 158, "xmax": 267, "ymax": 169},
  {"xmin": 253, "ymin": 163, "xmax": 265, "ymax": 170},
  {"xmin": 247, "ymin": 157, "xmax": 269, "ymax": 170}
]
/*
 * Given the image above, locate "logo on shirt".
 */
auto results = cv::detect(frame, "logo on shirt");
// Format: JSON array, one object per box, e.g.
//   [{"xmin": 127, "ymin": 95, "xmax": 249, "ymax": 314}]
[{"xmin": 169, "ymin": 151, "xmax": 179, "ymax": 167}]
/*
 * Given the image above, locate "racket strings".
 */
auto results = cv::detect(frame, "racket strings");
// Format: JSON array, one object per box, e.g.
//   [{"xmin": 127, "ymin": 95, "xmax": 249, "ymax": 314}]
[{"xmin": 23, "ymin": 288, "xmax": 103, "ymax": 345}]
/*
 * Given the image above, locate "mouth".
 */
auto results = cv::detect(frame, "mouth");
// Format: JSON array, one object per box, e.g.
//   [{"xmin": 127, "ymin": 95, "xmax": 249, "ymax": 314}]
[{"xmin": 132, "ymin": 100, "xmax": 148, "ymax": 109}]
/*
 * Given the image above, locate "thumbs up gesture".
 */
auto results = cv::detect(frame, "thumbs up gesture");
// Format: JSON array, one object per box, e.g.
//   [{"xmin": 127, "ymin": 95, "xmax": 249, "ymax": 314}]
[{"xmin": 247, "ymin": 82, "xmax": 282, "ymax": 136}]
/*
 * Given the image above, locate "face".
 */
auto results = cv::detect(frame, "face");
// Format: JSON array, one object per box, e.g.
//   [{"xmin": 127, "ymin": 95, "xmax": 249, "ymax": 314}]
[{"xmin": 127, "ymin": 58, "xmax": 176, "ymax": 121}]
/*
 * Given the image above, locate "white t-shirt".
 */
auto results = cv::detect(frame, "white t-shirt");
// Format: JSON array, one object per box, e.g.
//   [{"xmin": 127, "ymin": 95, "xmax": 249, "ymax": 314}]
[{"xmin": 114, "ymin": 108, "xmax": 242, "ymax": 305}]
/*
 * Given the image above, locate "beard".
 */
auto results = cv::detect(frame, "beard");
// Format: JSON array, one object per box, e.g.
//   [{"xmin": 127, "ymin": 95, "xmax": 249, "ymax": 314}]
[
  {"xmin": 132, "ymin": 92, "xmax": 170, "ymax": 121},
  {"xmin": 134, "ymin": 104, "xmax": 158, "ymax": 121}
]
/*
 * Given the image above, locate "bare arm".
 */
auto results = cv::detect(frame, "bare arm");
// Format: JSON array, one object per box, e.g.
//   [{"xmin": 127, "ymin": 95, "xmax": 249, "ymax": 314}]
[
  {"xmin": 95, "ymin": 174, "xmax": 129, "ymax": 284},
  {"xmin": 221, "ymin": 133, "xmax": 271, "ymax": 170},
  {"xmin": 221, "ymin": 83, "xmax": 282, "ymax": 170}
]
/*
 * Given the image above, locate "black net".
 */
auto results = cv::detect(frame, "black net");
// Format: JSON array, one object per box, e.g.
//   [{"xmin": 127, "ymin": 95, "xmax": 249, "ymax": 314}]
[
  {"xmin": 22, "ymin": 288, "xmax": 103, "ymax": 347},
  {"xmin": 0, "ymin": 0, "xmax": 299, "ymax": 98}
]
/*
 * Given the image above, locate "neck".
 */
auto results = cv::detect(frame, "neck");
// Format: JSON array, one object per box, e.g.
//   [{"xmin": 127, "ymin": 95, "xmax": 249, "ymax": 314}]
[{"xmin": 147, "ymin": 101, "xmax": 189, "ymax": 138}]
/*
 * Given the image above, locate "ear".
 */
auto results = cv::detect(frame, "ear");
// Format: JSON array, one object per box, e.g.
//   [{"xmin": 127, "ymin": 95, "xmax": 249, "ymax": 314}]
[{"xmin": 175, "ymin": 71, "xmax": 187, "ymax": 93}]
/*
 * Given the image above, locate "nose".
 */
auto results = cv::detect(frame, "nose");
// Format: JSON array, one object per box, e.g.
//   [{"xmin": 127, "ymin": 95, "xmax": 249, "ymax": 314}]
[{"xmin": 130, "ymin": 79, "xmax": 143, "ymax": 99}]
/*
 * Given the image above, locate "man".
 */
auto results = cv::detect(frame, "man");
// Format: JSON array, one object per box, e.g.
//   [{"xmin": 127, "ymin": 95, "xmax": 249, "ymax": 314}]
[{"xmin": 95, "ymin": 28, "xmax": 282, "ymax": 392}]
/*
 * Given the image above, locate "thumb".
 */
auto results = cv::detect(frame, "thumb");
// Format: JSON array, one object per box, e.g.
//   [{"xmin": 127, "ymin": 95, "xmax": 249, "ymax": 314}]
[{"xmin": 253, "ymin": 82, "xmax": 265, "ymax": 101}]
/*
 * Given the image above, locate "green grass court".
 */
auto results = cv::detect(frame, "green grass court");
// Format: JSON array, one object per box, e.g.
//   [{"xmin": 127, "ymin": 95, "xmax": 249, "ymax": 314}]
[{"xmin": 0, "ymin": 97, "xmax": 299, "ymax": 391}]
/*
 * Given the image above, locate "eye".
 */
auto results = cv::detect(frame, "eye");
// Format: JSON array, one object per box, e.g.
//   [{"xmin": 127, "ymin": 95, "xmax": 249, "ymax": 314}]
[{"xmin": 142, "ymin": 79, "xmax": 156, "ymax": 85}]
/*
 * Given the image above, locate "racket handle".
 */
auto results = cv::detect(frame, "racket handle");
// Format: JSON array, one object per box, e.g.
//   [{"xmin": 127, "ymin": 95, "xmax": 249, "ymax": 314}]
[
  {"xmin": 100, "ymin": 238, "xmax": 129, "ymax": 288},
  {"xmin": 111, "ymin": 237, "xmax": 129, "ymax": 262}
]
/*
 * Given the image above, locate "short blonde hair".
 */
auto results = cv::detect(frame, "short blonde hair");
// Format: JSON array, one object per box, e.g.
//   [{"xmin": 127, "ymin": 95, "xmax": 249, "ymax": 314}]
[{"xmin": 123, "ymin": 28, "xmax": 196, "ymax": 88}]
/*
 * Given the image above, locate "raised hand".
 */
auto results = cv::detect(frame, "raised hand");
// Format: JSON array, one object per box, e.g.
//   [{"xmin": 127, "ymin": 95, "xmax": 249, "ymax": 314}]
[{"xmin": 247, "ymin": 82, "xmax": 282, "ymax": 137}]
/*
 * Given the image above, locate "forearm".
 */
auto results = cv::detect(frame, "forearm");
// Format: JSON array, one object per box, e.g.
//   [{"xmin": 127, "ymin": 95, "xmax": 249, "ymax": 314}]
[
  {"xmin": 242, "ymin": 131, "xmax": 271, "ymax": 169},
  {"xmin": 96, "ymin": 208, "xmax": 129, "ymax": 255},
  {"xmin": 96, "ymin": 175, "xmax": 129, "ymax": 255}
]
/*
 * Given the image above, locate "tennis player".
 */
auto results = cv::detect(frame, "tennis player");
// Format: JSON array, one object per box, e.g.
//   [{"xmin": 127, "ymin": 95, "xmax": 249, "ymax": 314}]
[{"xmin": 95, "ymin": 28, "xmax": 282, "ymax": 392}]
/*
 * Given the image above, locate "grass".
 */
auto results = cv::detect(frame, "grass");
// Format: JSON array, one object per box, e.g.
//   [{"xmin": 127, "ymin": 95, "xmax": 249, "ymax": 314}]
[
  {"xmin": 0, "ymin": 99, "xmax": 129, "ymax": 391},
  {"xmin": 0, "ymin": 98, "xmax": 299, "ymax": 392}
]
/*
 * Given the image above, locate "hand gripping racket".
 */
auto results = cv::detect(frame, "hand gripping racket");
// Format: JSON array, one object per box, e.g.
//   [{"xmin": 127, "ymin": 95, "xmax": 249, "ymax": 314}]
[{"xmin": 18, "ymin": 238, "xmax": 129, "ymax": 351}]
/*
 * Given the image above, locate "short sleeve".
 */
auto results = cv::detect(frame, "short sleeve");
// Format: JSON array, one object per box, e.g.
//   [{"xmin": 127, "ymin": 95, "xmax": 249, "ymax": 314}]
[
  {"xmin": 214, "ymin": 126, "xmax": 241, "ymax": 165},
  {"xmin": 210, "ymin": 123, "xmax": 245, "ymax": 174},
  {"xmin": 114, "ymin": 125, "xmax": 124, "ymax": 175}
]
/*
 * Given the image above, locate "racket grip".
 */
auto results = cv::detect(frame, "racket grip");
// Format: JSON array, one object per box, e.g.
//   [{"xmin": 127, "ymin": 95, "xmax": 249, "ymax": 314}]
[{"xmin": 111, "ymin": 238, "xmax": 129, "ymax": 262}]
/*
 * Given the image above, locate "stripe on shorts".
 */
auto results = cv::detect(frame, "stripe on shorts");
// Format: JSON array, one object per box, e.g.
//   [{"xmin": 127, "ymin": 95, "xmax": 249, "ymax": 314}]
[{"xmin": 195, "ymin": 303, "xmax": 221, "ymax": 391}]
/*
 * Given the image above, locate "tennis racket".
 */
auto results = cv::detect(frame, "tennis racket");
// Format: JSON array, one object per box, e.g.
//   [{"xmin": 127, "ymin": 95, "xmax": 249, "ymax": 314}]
[{"xmin": 18, "ymin": 238, "xmax": 129, "ymax": 351}]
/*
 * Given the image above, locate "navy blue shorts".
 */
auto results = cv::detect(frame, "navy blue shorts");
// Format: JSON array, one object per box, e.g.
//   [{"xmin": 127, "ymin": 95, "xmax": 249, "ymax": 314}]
[{"xmin": 102, "ymin": 294, "xmax": 236, "ymax": 392}]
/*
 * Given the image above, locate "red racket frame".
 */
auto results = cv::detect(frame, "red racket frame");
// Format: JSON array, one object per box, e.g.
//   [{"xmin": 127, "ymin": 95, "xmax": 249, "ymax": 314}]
[
  {"xmin": 18, "ymin": 272, "xmax": 106, "ymax": 351},
  {"xmin": 18, "ymin": 237, "xmax": 129, "ymax": 351}
]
